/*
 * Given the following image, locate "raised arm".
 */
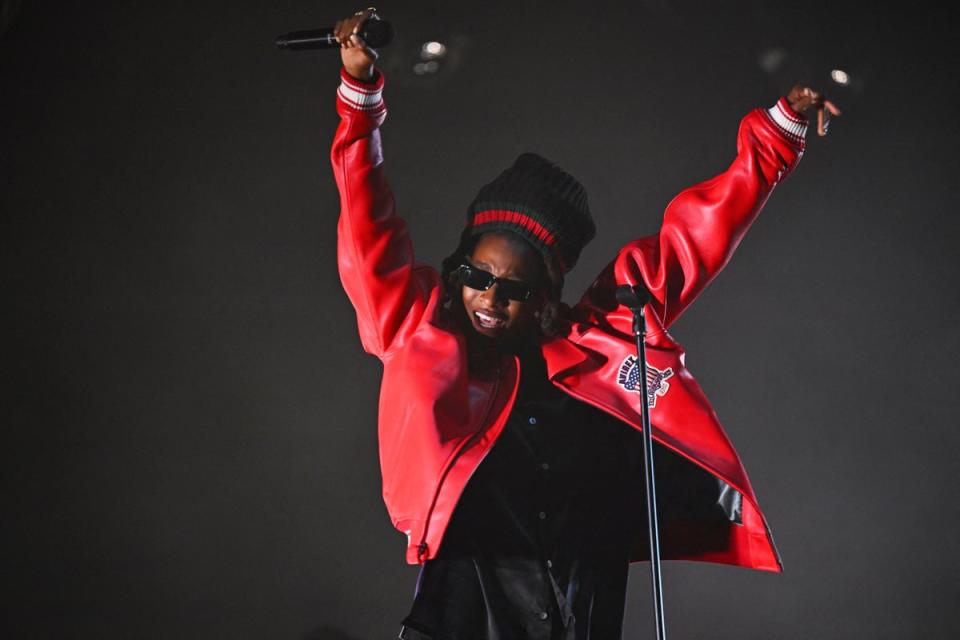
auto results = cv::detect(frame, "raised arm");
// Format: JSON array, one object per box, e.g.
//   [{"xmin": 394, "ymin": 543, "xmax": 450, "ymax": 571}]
[
  {"xmin": 331, "ymin": 10, "xmax": 440, "ymax": 357},
  {"xmin": 601, "ymin": 87, "xmax": 839, "ymax": 330}
]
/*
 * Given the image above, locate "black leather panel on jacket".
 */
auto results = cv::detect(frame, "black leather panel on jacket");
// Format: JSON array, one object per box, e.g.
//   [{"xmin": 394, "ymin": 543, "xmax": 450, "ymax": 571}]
[{"xmin": 400, "ymin": 342, "xmax": 742, "ymax": 639}]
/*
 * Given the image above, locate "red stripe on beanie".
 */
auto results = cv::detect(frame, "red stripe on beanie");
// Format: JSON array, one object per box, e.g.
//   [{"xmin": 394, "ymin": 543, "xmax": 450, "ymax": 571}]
[
  {"xmin": 469, "ymin": 209, "xmax": 569, "ymax": 272},
  {"xmin": 471, "ymin": 210, "xmax": 557, "ymax": 246}
]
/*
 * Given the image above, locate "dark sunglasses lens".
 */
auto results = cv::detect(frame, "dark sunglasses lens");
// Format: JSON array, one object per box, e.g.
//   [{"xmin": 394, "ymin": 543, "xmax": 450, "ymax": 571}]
[
  {"xmin": 460, "ymin": 265, "xmax": 494, "ymax": 290},
  {"xmin": 459, "ymin": 264, "xmax": 532, "ymax": 302},
  {"xmin": 497, "ymin": 281, "xmax": 531, "ymax": 301}
]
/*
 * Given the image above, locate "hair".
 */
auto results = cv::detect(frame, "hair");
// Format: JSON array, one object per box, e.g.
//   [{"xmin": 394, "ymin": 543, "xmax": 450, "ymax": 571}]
[{"xmin": 440, "ymin": 229, "xmax": 567, "ymax": 338}]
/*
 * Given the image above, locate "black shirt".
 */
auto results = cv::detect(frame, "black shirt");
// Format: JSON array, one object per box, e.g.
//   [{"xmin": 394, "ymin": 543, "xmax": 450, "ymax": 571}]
[{"xmin": 400, "ymin": 344, "xmax": 646, "ymax": 640}]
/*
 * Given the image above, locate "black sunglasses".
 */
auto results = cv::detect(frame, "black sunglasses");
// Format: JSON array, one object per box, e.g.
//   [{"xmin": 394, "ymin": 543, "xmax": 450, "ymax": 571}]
[{"xmin": 455, "ymin": 263, "xmax": 537, "ymax": 302}]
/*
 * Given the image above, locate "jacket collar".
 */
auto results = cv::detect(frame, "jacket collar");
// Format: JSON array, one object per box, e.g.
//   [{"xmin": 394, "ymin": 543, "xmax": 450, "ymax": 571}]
[{"xmin": 540, "ymin": 334, "xmax": 592, "ymax": 381}]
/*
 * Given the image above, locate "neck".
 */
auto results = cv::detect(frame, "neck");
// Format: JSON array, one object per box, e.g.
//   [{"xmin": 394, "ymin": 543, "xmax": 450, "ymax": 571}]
[{"xmin": 464, "ymin": 326, "xmax": 542, "ymax": 375}]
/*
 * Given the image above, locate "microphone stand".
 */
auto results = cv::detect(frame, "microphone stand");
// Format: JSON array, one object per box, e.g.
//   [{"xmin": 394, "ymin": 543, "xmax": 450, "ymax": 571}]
[{"xmin": 616, "ymin": 284, "xmax": 666, "ymax": 640}]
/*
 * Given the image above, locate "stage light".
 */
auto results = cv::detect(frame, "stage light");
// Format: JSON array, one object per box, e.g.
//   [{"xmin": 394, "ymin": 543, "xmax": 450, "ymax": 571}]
[
  {"xmin": 413, "ymin": 60, "xmax": 440, "ymax": 75},
  {"xmin": 830, "ymin": 69, "xmax": 850, "ymax": 86},
  {"xmin": 420, "ymin": 41, "xmax": 447, "ymax": 60}
]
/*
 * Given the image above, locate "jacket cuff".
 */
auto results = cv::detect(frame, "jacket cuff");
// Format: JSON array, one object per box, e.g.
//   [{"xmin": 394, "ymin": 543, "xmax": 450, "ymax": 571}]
[
  {"xmin": 337, "ymin": 67, "xmax": 386, "ymax": 114},
  {"xmin": 764, "ymin": 97, "xmax": 807, "ymax": 146}
]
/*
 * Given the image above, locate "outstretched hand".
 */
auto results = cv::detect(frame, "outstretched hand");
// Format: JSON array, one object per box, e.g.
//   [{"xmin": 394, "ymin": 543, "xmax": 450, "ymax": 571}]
[
  {"xmin": 334, "ymin": 7, "xmax": 380, "ymax": 82},
  {"xmin": 786, "ymin": 85, "xmax": 842, "ymax": 137}
]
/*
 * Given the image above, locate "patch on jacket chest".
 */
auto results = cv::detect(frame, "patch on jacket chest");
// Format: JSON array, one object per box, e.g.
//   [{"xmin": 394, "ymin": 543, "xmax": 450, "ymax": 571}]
[{"xmin": 617, "ymin": 355, "xmax": 674, "ymax": 408}]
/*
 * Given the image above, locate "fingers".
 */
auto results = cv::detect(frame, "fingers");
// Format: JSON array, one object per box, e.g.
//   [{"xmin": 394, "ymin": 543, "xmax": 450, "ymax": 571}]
[
  {"xmin": 787, "ymin": 85, "xmax": 819, "ymax": 115},
  {"xmin": 335, "ymin": 16, "xmax": 357, "ymax": 47},
  {"xmin": 334, "ymin": 15, "xmax": 354, "ymax": 46},
  {"xmin": 786, "ymin": 83, "xmax": 843, "ymax": 136},
  {"xmin": 335, "ymin": 8, "xmax": 381, "ymax": 76},
  {"xmin": 809, "ymin": 88, "xmax": 824, "ymax": 137},
  {"xmin": 334, "ymin": 8, "xmax": 378, "ymax": 47},
  {"xmin": 816, "ymin": 100, "xmax": 843, "ymax": 137},
  {"xmin": 804, "ymin": 87, "xmax": 824, "ymax": 109}
]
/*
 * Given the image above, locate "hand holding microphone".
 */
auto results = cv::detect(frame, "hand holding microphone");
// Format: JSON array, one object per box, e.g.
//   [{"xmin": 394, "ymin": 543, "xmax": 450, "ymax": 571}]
[
  {"xmin": 786, "ymin": 85, "xmax": 843, "ymax": 137},
  {"xmin": 275, "ymin": 7, "xmax": 392, "ymax": 83},
  {"xmin": 334, "ymin": 8, "xmax": 381, "ymax": 82}
]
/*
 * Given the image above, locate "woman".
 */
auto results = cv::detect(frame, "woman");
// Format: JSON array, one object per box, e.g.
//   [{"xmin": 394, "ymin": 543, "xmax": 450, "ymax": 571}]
[{"xmin": 330, "ymin": 8, "xmax": 839, "ymax": 639}]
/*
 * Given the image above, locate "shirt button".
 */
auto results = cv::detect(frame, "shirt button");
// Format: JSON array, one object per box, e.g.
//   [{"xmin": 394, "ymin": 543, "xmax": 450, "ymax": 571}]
[
  {"xmin": 538, "ymin": 511, "xmax": 547, "ymax": 520},
  {"xmin": 538, "ymin": 611, "xmax": 549, "ymax": 620},
  {"xmin": 528, "ymin": 416, "xmax": 538, "ymax": 425},
  {"xmin": 540, "ymin": 462, "xmax": 550, "ymax": 471}
]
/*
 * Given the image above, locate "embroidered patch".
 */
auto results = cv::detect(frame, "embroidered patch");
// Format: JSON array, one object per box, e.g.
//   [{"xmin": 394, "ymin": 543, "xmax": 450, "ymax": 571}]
[{"xmin": 617, "ymin": 355, "xmax": 674, "ymax": 408}]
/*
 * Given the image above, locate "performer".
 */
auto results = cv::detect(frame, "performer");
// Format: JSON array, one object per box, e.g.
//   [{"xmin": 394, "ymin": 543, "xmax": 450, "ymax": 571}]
[{"xmin": 329, "ymin": 8, "xmax": 839, "ymax": 639}]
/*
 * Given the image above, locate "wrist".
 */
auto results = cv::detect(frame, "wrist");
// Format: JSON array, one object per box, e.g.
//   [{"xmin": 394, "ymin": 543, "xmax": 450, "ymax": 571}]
[{"xmin": 344, "ymin": 65, "xmax": 377, "ymax": 84}]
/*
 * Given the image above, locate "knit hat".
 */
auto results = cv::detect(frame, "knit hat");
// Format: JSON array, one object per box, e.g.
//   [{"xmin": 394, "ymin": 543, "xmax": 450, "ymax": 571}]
[{"xmin": 465, "ymin": 153, "xmax": 595, "ymax": 273}]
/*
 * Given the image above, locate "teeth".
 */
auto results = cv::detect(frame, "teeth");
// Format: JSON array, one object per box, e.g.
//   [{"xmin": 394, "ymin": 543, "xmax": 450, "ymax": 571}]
[{"xmin": 475, "ymin": 310, "xmax": 504, "ymax": 327}]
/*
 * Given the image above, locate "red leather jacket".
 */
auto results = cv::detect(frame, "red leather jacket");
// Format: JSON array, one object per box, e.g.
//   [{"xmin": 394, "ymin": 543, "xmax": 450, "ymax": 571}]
[{"xmin": 331, "ymin": 68, "xmax": 807, "ymax": 571}]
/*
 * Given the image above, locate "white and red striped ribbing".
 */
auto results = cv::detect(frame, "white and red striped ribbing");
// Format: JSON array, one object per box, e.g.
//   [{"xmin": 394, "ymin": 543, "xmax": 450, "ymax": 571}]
[
  {"xmin": 765, "ymin": 97, "xmax": 808, "ymax": 146},
  {"xmin": 337, "ymin": 67, "xmax": 385, "ymax": 113}
]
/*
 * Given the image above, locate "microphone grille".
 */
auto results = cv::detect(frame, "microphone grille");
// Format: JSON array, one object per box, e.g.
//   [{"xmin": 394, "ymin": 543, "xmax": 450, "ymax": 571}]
[{"xmin": 361, "ymin": 19, "xmax": 394, "ymax": 48}]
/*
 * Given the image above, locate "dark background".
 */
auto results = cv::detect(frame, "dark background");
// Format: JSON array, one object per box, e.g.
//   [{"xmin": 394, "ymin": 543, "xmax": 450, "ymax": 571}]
[{"xmin": 3, "ymin": 1, "xmax": 959, "ymax": 638}]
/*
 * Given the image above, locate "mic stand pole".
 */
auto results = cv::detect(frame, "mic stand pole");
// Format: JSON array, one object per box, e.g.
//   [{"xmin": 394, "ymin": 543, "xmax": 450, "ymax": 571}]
[{"xmin": 616, "ymin": 284, "xmax": 666, "ymax": 640}]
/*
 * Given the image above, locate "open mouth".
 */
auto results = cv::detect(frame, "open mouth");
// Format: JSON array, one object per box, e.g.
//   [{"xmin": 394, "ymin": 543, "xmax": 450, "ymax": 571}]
[{"xmin": 474, "ymin": 309, "xmax": 506, "ymax": 330}]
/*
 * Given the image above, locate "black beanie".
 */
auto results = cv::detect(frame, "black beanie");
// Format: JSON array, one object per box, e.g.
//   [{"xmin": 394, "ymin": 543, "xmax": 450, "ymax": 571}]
[{"xmin": 465, "ymin": 153, "xmax": 595, "ymax": 273}]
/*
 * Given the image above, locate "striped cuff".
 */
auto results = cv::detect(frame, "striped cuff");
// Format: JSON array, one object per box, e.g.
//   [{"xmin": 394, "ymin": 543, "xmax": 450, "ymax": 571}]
[
  {"xmin": 764, "ymin": 97, "xmax": 807, "ymax": 146},
  {"xmin": 337, "ymin": 67, "xmax": 385, "ymax": 113}
]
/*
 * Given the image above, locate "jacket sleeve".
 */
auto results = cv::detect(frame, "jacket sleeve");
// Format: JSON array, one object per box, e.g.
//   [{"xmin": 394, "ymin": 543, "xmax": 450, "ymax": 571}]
[
  {"xmin": 611, "ymin": 98, "xmax": 808, "ymax": 329},
  {"xmin": 331, "ymin": 68, "xmax": 440, "ymax": 358}
]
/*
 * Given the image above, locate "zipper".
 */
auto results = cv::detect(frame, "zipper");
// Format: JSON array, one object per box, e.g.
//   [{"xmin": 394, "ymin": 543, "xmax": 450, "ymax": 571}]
[{"xmin": 415, "ymin": 358, "xmax": 512, "ymax": 562}]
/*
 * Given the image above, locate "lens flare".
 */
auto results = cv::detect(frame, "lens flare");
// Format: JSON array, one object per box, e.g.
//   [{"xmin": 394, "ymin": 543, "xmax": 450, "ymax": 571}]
[
  {"xmin": 830, "ymin": 69, "xmax": 850, "ymax": 86},
  {"xmin": 420, "ymin": 41, "xmax": 447, "ymax": 59}
]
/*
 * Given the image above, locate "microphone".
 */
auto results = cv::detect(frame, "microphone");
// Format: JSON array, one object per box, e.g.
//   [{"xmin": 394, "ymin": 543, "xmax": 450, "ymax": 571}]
[
  {"xmin": 275, "ymin": 19, "xmax": 394, "ymax": 51},
  {"xmin": 615, "ymin": 284, "xmax": 651, "ymax": 311},
  {"xmin": 616, "ymin": 284, "xmax": 652, "ymax": 336}
]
